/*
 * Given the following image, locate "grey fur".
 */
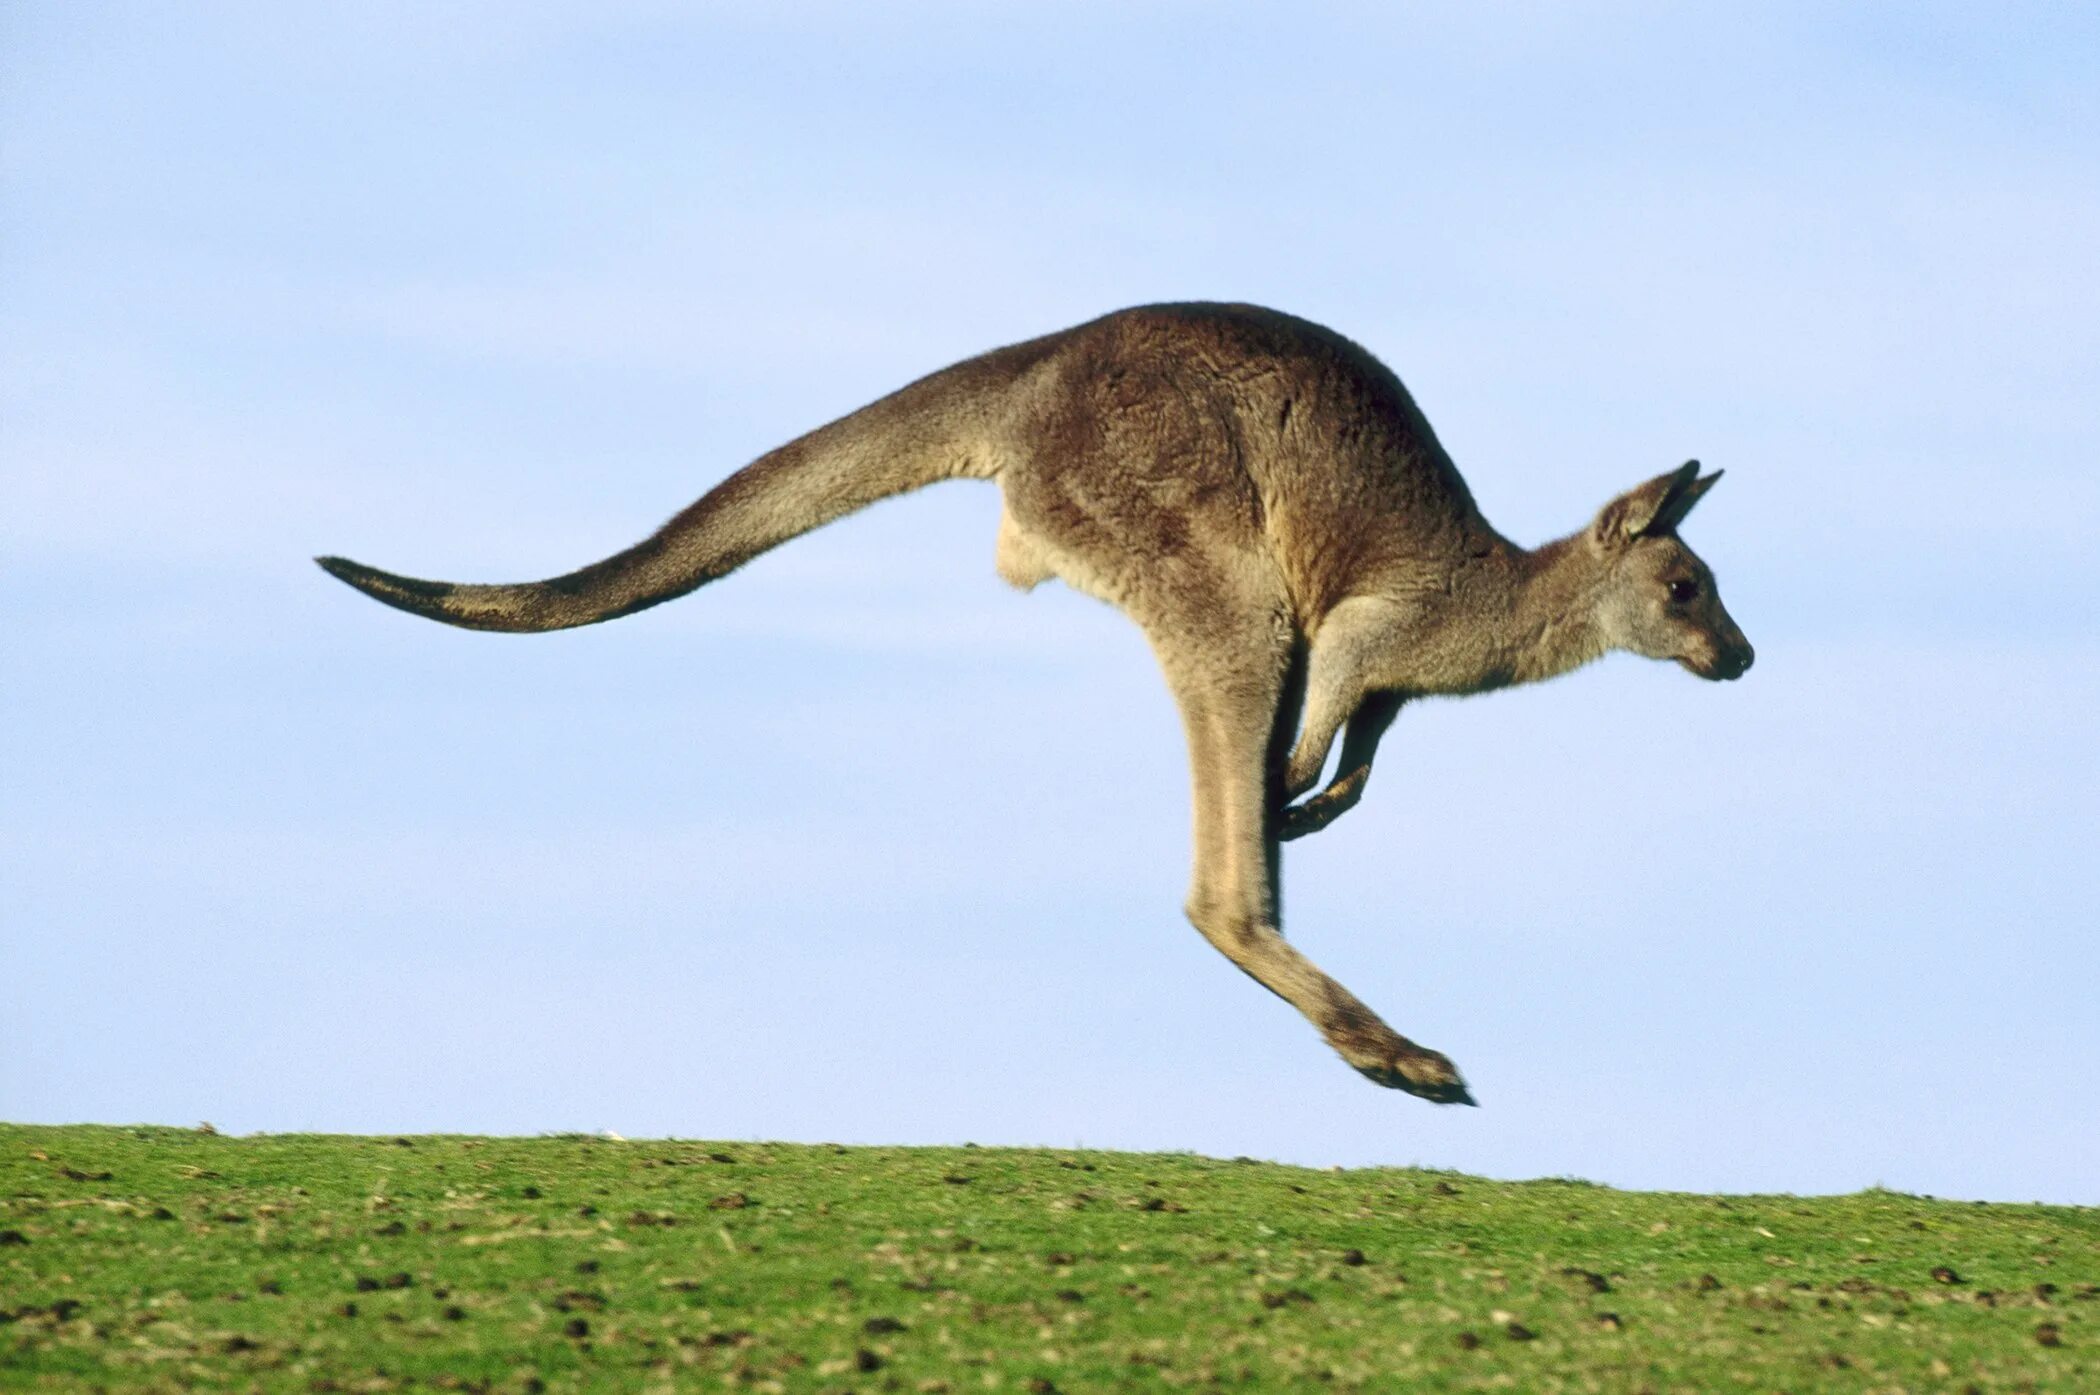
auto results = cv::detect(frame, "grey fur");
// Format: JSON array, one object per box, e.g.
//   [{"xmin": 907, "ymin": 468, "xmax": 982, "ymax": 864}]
[{"xmin": 320, "ymin": 302, "xmax": 1754, "ymax": 1104}]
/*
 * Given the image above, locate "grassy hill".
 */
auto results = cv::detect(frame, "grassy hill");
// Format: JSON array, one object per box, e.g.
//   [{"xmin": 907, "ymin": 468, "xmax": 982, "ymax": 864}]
[{"xmin": 3, "ymin": 1124, "xmax": 2093, "ymax": 1392}]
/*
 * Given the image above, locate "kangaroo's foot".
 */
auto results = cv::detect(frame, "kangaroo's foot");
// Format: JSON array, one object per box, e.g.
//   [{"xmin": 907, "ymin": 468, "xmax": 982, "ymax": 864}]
[{"xmin": 1325, "ymin": 1016, "xmax": 1476, "ymax": 1104}]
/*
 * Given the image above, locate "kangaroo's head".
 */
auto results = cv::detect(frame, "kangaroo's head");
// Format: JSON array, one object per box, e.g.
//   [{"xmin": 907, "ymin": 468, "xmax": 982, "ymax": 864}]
[{"xmin": 1587, "ymin": 461, "xmax": 1754, "ymax": 681}]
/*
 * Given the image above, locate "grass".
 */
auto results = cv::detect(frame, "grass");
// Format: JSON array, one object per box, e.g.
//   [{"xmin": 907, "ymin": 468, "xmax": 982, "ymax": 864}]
[{"xmin": 2, "ymin": 1124, "xmax": 2094, "ymax": 1392}]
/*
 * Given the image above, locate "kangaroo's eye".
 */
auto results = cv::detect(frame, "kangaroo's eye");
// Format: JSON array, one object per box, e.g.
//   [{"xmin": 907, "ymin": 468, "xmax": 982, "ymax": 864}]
[{"xmin": 1668, "ymin": 580, "xmax": 1700, "ymax": 604}]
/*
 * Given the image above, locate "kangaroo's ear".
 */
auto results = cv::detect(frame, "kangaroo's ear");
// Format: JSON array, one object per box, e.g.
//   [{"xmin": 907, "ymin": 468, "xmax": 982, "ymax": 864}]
[
  {"xmin": 1652, "ymin": 466, "xmax": 1722, "ymax": 534},
  {"xmin": 1591, "ymin": 460, "xmax": 1717, "ymax": 549}
]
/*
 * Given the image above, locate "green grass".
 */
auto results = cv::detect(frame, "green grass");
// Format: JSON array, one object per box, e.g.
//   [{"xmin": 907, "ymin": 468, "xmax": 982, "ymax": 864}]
[{"xmin": 3, "ymin": 1125, "xmax": 2093, "ymax": 1392}]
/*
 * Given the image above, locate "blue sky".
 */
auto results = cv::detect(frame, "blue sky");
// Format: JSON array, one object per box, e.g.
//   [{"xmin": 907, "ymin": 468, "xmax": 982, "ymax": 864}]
[{"xmin": 4, "ymin": 3, "xmax": 2095, "ymax": 1203}]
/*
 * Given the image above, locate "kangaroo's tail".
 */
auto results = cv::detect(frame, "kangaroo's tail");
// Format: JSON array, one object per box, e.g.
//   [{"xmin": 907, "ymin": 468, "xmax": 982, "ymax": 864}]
[{"xmin": 317, "ymin": 340, "xmax": 1046, "ymax": 633}]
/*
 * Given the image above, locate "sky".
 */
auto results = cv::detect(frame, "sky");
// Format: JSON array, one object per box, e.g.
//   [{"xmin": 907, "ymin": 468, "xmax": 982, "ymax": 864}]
[{"xmin": 3, "ymin": 2, "xmax": 2096, "ymax": 1204}]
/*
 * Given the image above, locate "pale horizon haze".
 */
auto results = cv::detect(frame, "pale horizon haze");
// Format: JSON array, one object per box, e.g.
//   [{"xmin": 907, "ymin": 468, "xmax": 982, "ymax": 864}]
[{"xmin": 3, "ymin": 3, "xmax": 2096, "ymax": 1204}]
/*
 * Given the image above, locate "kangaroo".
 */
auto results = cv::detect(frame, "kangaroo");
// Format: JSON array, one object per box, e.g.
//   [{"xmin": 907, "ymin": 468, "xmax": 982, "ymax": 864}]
[{"xmin": 320, "ymin": 302, "xmax": 1753, "ymax": 1106}]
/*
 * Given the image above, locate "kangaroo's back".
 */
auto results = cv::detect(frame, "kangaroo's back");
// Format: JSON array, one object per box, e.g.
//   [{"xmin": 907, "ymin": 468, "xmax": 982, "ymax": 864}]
[{"xmin": 995, "ymin": 303, "xmax": 1499, "ymax": 621}]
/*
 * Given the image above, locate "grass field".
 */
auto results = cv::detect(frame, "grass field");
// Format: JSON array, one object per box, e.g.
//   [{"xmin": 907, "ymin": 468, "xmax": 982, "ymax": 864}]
[{"xmin": 3, "ymin": 1124, "xmax": 2093, "ymax": 1392}]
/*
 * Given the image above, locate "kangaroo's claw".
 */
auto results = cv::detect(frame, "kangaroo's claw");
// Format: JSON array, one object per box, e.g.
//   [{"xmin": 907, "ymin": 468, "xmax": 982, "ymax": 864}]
[{"xmin": 1278, "ymin": 794, "xmax": 1340, "ymax": 842}]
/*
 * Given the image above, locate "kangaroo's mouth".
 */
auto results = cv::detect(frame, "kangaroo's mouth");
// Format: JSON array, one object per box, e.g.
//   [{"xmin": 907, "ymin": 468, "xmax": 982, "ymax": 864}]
[{"xmin": 1680, "ymin": 646, "xmax": 1754, "ymax": 681}]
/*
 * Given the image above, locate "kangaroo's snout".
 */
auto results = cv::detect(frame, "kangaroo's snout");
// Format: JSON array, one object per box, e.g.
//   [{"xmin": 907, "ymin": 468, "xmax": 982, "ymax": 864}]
[
  {"xmin": 1699, "ymin": 628, "xmax": 1754, "ymax": 681},
  {"xmin": 1717, "ymin": 613, "xmax": 1755, "ymax": 680}
]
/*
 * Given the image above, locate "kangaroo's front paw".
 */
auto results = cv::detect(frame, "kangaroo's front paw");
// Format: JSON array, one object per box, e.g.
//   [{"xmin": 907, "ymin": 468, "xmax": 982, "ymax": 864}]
[
  {"xmin": 1333, "ymin": 1034, "xmax": 1476, "ymax": 1105},
  {"xmin": 1278, "ymin": 795, "xmax": 1340, "ymax": 842},
  {"xmin": 1278, "ymin": 769, "xmax": 1367, "ymax": 842}
]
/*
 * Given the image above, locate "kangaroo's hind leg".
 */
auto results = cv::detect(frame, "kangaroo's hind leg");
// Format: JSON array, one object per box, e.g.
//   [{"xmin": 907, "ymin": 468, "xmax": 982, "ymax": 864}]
[{"xmin": 1150, "ymin": 599, "xmax": 1473, "ymax": 1105}]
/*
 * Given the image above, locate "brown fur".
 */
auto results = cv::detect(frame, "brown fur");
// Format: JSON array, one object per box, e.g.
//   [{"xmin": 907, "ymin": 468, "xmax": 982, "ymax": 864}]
[{"xmin": 320, "ymin": 303, "xmax": 1753, "ymax": 1105}]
